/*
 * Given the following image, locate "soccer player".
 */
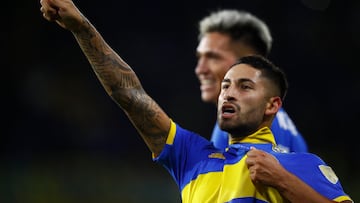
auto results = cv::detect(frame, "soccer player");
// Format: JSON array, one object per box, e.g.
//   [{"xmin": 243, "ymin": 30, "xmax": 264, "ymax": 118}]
[
  {"xmin": 40, "ymin": 0, "xmax": 353, "ymax": 202},
  {"xmin": 195, "ymin": 9, "xmax": 307, "ymax": 152}
]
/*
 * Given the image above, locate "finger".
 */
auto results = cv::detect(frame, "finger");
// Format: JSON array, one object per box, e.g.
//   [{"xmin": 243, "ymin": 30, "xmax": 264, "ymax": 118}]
[
  {"xmin": 40, "ymin": 4, "xmax": 52, "ymax": 21},
  {"xmin": 246, "ymin": 148, "xmax": 258, "ymax": 157},
  {"xmin": 245, "ymin": 155, "xmax": 255, "ymax": 166},
  {"xmin": 47, "ymin": 0, "xmax": 59, "ymax": 8},
  {"xmin": 247, "ymin": 146, "xmax": 258, "ymax": 155},
  {"xmin": 246, "ymin": 159, "xmax": 254, "ymax": 167},
  {"xmin": 40, "ymin": 0, "xmax": 51, "ymax": 10},
  {"xmin": 42, "ymin": 11, "xmax": 52, "ymax": 21},
  {"xmin": 40, "ymin": 0, "xmax": 59, "ymax": 17}
]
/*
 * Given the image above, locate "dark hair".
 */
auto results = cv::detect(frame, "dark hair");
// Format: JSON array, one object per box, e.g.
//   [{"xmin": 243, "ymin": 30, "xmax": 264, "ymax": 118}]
[
  {"xmin": 198, "ymin": 9, "xmax": 272, "ymax": 56},
  {"xmin": 232, "ymin": 55, "xmax": 288, "ymax": 101}
]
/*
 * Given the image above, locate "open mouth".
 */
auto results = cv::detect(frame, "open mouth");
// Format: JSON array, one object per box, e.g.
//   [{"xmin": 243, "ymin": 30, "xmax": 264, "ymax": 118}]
[
  {"xmin": 221, "ymin": 104, "xmax": 236, "ymax": 118},
  {"xmin": 222, "ymin": 106, "xmax": 235, "ymax": 114}
]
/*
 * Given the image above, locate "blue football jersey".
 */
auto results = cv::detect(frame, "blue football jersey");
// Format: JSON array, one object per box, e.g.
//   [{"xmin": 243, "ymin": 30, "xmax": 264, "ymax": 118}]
[{"xmin": 154, "ymin": 121, "xmax": 352, "ymax": 203}]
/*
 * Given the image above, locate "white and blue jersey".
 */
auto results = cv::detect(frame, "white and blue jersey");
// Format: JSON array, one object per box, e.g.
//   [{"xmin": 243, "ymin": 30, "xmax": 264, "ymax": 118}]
[
  {"xmin": 211, "ymin": 107, "xmax": 308, "ymax": 152},
  {"xmin": 154, "ymin": 121, "xmax": 352, "ymax": 203}
]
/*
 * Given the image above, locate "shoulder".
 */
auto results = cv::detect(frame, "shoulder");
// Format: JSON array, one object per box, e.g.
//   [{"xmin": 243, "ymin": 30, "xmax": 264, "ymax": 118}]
[
  {"xmin": 273, "ymin": 107, "xmax": 300, "ymax": 136},
  {"xmin": 274, "ymin": 151, "xmax": 324, "ymax": 165},
  {"xmin": 173, "ymin": 122, "xmax": 213, "ymax": 147},
  {"xmin": 271, "ymin": 107, "xmax": 308, "ymax": 152}
]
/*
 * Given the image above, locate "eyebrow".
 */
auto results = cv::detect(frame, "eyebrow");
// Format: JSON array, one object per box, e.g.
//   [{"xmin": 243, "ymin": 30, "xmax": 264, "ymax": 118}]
[
  {"xmin": 197, "ymin": 50, "xmax": 221, "ymax": 59},
  {"xmin": 222, "ymin": 78, "xmax": 231, "ymax": 83},
  {"xmin": 222, "ymin": 78, "xmax": 254, "ymax": 84}
]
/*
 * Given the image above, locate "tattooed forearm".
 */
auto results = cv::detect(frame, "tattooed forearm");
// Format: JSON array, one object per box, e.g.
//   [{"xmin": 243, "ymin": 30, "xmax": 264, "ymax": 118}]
[
  {"xmin": 116, "ymin": 91, "xmax": 163, "ymax": 131},
  {"xmin": 70, "ymin": 17, "xmax": 170, "ymax": 155},
  {"xmin": 73, "ymin": 18, "xmax": 141, "ymax": 96},
  {"xmin": 107, "ymin": 87, "xmax": 168, "ymax": 155}
]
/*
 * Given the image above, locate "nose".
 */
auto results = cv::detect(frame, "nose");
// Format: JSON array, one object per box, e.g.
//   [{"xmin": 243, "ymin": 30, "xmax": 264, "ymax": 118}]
[
  {"xmin": 224, "ymin": 92, "xmax": 235, "ymax": 101},
  {"xmin": 195, "ymin": 57, "xmax": 208, "ymax": 75},
  {"xmin": 221, "ymin": 87, "xmax": 236, "ymax": 102}
]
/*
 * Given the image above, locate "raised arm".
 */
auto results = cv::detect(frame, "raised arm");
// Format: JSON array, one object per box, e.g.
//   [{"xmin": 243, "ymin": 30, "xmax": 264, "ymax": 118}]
[
  {"xmin": 246, "ymin": 147, "xmax": 352, "ymax": 203},
  {"xmin": 40, "ymin": 0, "xmax": 170, "ymax": 157}
]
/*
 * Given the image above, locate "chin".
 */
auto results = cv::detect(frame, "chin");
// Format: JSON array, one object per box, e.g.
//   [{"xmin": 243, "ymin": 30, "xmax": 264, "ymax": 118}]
[{"xmin": 201, "ymin": 94, "xmax": 217, "ymax": 104}]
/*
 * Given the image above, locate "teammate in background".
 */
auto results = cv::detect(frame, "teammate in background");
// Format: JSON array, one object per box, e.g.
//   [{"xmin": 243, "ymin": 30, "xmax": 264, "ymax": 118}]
[
  {"xmin": 195, "ymin": 10, "xmax": 308, "ymax": 152},
  {"xmin": 40, "ymin": 0, "xmax": 353, "ymax": 202}
]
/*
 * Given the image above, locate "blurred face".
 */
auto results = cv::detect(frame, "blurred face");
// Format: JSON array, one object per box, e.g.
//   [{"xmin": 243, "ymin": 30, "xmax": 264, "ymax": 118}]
[
  {"xmin": 217, "ymin": 64, "xmax": 280, "ymax": 138},
  {"xmin": 195, "ymin": 32, "xmax": 257, "ymax": 105}
]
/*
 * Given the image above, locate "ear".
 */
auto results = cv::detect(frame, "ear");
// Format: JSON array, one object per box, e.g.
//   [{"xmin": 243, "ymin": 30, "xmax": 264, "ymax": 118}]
[{"xmin": 265, "ymin": 96, "xmax": 282, "ymax": 116}]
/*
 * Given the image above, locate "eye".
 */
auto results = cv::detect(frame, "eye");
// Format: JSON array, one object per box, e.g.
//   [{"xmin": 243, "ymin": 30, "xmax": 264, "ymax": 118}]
[
  {"xmin": 221, "ymin": 83, "xmax": 230, "ymax": 89},
  {"xmin": 240, "ymin": 83, "xmax": 253, "ymax": 90}
]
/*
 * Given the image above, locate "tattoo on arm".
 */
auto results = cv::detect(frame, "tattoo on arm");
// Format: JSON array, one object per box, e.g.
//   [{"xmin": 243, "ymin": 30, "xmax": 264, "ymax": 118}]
[{"xmin": 72, "ymin": 17, "xmax": 169, "ymax": 154}]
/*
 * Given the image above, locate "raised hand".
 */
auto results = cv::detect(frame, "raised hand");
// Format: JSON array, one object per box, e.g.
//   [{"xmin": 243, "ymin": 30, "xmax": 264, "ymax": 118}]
[{"xmin": 40, "ymin": 0, "xmax": 84, "ymax": 32}]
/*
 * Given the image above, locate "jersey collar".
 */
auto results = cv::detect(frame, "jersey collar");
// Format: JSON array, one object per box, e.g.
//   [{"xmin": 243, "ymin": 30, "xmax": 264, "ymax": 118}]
[{"xmin": 229, "ymin": 127, "xmax": 276, "ymax": 146}]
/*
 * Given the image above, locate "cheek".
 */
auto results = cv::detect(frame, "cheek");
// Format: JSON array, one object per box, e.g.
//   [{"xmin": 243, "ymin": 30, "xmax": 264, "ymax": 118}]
[
  {"xmin": 217, "ymin": 92, "xmax": 224, "ymax": 104},
  {"xmin": 212, "ymin": 70, "xmax": 227, "ymax": 84},
  {"xmin": 211, "ymin": 63, "xmax": 231, "ymax": 80},
  {"xmin": 241, "ymin": 95, "xmax": 264, "ymax": 111}
]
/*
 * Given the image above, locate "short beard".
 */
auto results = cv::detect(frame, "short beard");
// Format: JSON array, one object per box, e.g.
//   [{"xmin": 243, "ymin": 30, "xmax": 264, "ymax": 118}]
[{"xmin": 221, "ymin": 122, "xmax": 259, "ymax": 139}]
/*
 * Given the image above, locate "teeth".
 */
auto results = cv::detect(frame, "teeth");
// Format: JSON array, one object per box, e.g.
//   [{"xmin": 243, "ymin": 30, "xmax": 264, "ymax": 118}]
[
  {"xmin": 223, "ymin": 107, "xmax": 235, "ymax": 113},
  {"xmin": 201, "ymin": 79, "xmax": 213, "ymax": 85}
]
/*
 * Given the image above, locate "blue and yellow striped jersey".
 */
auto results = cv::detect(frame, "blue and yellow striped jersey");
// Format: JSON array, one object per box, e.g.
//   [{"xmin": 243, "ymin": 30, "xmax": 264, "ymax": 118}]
[{"xmin": 154, "ymin": 121, "xmax": 352, "ymax": 203}]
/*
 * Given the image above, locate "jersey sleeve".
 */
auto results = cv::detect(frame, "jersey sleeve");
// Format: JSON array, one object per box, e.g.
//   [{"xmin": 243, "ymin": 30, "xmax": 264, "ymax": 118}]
[
  {"xmin": 276, "ymin": 152, "xmax": 353, "ymax": 202},
  {"xmin": 154, "ymin": 121, "xmax": 218, "ymax": 190}
]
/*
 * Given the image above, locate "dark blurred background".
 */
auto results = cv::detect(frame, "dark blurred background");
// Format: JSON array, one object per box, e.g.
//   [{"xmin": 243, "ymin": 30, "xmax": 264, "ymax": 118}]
[{"xmin": 3, "ymin": 0, "xmax": 359, "ymax": 202}]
